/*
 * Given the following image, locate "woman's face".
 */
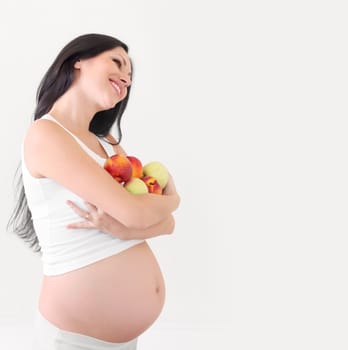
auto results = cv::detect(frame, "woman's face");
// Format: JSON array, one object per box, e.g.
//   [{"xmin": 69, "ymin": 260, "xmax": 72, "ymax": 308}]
[{"xmin": 74, "ymin": 46, "xmax": 132, "ymax": 111}]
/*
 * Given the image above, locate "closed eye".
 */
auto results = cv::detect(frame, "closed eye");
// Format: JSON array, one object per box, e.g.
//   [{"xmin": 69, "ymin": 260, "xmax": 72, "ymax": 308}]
[
  {"xmin": 112, "ymin": 58, "xmax": 122, "ymax": 67},
  {"xmin": 112, "ymin": 57, "xmax": 132, "ymax": 79}
]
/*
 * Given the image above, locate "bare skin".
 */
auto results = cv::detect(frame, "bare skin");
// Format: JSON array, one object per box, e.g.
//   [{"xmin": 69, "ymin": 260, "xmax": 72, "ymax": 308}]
[
  {"xmin": 24, "ymin": 47, "xmax": 180, "ymax": 342},
  {"xmin": 66, "ymin": 197, "xmax": 176, "ymax": 240}
]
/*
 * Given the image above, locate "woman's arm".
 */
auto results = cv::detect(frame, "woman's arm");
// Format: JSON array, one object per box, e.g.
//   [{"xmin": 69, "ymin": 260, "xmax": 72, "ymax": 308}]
[
  {"xmin": 66, "ymin": 200, "xmax": 175, "ymax": 240},
  {"xmin": 24, "ymin": 120, "xmax": 180, "ymax": 230}
]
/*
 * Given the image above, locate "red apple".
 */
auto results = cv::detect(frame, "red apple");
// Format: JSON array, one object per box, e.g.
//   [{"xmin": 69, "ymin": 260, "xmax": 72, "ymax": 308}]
[
  {"xmin": 127, "ymin": 156, "xmax": 143, "ymax": 178},
  {"xmin": 104, "ymin": 154, "xmax": 132, "ymax": 183},
  {"xmin": 141, "ymin": 176, "xmax": 162, "ymax": 195}
]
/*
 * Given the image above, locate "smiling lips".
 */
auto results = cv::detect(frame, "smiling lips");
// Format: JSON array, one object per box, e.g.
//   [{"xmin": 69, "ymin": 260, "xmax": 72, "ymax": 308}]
[{"xmin": 110, "ymin": 79, "xmax": 121, "ymax": 96}]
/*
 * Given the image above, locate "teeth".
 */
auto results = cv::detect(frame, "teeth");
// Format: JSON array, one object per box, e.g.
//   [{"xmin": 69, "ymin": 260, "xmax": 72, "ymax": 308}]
[{"xmin": 110, "ymin": 80, "xmax": 121, "ymax": 95}]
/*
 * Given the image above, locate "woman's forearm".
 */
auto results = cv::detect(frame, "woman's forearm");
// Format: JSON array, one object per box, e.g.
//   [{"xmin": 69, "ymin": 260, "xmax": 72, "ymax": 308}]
[
  {"xmin": 131, "ymin": 175, "xmax": 180, "ymax": 229},
  {"xmin": 133, "ymin": 193, "xmax": 180, "ymax": 229},
  {"xmin": 66, "ymin": 200, "xmax": 176, "ymax": 240},
  {"xmin": 109, "ymin": 215, "xmax": 175, "ymax": 240},
  {"xmin": 128, "ymin": 215, "xmax": 175, "ymax": 240}
]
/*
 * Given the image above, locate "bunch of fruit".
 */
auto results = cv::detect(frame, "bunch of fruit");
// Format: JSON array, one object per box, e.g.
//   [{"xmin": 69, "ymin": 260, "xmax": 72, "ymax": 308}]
[{"xmin": 104, "ymin": 154, "xmax": 169, "ymax": 195}]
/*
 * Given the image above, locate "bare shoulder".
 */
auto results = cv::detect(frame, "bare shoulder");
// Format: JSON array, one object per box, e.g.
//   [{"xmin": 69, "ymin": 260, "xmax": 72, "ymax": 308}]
[
  {"xmin": 24, "ymin": 118, "xmax": 78, "ymax": 156},
  {"xmin": 104, "ymin": 133, "xmax": 127, "ymax": 156},
  {"xmin": 25, "ymin": 118, "xmax": 67, "ymax": 151},
  {"xmin": 24, "ymin": 118, "xmax": 86, "ymax": 177}
]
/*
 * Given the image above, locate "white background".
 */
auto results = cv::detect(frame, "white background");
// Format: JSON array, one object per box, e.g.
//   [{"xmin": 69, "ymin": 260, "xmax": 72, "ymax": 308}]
[{"xmin": 0, "ymin": 1, "xmax": 347, "ymax": 349}]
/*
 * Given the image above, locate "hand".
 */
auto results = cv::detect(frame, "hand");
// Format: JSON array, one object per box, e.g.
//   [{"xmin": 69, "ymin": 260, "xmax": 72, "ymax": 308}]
[
  {"xmin": 66, "ymin": 200, "xmax": 176, "ymax": 240},
  {"xmin": 163, "ymin": 174, "xmax": 177, "ymax": 196},
  {"xmin": 163, "ymin": 174, "xmax": 181, "ymax": 209},
  {"xmin": 66, "ymin": 200, "xmax": 129, "ymax": 239}
]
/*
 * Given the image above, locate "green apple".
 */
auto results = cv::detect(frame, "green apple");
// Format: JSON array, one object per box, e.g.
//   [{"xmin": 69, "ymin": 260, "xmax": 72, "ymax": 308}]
[
  {"xmin": 143, "ymin": 161, "xmax": 169, "ymax": 189},
  {"xmin": 124, "ymin": 177, "xmax": 149, "ymax": 194}
]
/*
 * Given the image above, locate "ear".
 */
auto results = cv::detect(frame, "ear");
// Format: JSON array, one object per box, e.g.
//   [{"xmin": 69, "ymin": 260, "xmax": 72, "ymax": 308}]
[{"xmin": 74, "ymin": 59, "xmax": 81, "ymax": 69}]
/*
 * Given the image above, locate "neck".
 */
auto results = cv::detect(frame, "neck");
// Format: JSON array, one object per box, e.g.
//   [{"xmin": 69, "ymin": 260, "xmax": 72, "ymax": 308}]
[{"xmin": 48, "ymin": 85, "xmax": 99, "ymax": 132}]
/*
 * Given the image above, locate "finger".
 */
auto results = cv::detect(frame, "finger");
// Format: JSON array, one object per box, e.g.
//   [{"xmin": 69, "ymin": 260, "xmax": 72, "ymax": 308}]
[
  {"xmin": 66, "ymin": 221, "xmax": 96, "ymax": 229},
  {"xmin": 84, "ymin": 201, "xmax": 98, "ymax": 212},
  {"xmin": 67, "ymin": 201, "xmax": 89, "ymax": 218},
  {"xmin": 85, "ymin": 201, "xmax": 105, "ymax": 215},
  {"xmin": 67, "ymin": 200, "xmax": 84, "ymax": 214}
]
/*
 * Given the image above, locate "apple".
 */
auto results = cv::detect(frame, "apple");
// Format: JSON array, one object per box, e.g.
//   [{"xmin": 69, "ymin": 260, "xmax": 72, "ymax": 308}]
[
  {"xmin": 124, "ymin": 177, "xmax": 149, "ymax": 194},
  {"xmin": 104, "ymin": 154, "xmax": 132, "ymax": 183},
  {"xmin": 141, "ymin": 176, "xmax": 162, "ymax": 195},
  {"xmin": 127, "ymin": 156, "xmax": 143, "ymax": 178},
  {"xmin": 143, "ymin": 161, "xmax": 169, "ymax": 189}
]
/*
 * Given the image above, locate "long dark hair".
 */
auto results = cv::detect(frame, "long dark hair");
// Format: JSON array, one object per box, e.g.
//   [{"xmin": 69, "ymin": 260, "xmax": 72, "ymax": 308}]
[{"xmin": 7, "ymin": 33, "xmax": 133, "ymax": 253}]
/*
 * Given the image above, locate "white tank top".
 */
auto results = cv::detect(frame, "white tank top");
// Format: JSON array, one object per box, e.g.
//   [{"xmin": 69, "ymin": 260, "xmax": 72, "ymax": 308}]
[{"xmin": 22, "ymin": 114, "xmax": 143, "ymax": 276}]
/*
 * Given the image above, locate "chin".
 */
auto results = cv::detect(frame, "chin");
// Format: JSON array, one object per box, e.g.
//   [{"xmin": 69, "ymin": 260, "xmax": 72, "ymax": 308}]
[{"xmin": 98, "ymin": 99, "xmax": 119, "ymax": 111}]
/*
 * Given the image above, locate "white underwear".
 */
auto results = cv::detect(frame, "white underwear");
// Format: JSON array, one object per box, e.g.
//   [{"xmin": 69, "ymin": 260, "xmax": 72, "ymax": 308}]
[{"xmin": 33, "ymin": 311, "xmax": 138, "ymax": 350}]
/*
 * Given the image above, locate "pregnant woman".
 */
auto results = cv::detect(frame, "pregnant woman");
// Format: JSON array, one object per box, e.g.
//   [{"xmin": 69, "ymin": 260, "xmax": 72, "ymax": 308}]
[{"xmin": 8, "ymin": 33, "xmax": 180, "ymax": 350}]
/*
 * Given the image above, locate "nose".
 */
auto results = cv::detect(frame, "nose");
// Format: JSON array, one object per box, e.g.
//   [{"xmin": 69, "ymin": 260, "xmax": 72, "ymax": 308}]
[{"xmin": 119, "ymin": 75, "xmax": 131, "ymax": 87}]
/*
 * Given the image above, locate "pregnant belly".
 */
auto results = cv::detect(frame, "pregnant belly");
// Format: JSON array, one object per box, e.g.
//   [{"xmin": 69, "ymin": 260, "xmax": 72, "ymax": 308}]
[{"xmin": 39, "ymin": 242, "xmax": 165, "ymax": 342}]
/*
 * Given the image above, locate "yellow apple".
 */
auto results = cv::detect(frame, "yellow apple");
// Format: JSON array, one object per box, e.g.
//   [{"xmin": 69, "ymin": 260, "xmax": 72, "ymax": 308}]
[
  {"xmin": 124, "ymin": 177, "xmax": 149, "ymax": 194},
  {"xmin": 142, "ymin": 161, "xmax": 169, "ymax": 189}
]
